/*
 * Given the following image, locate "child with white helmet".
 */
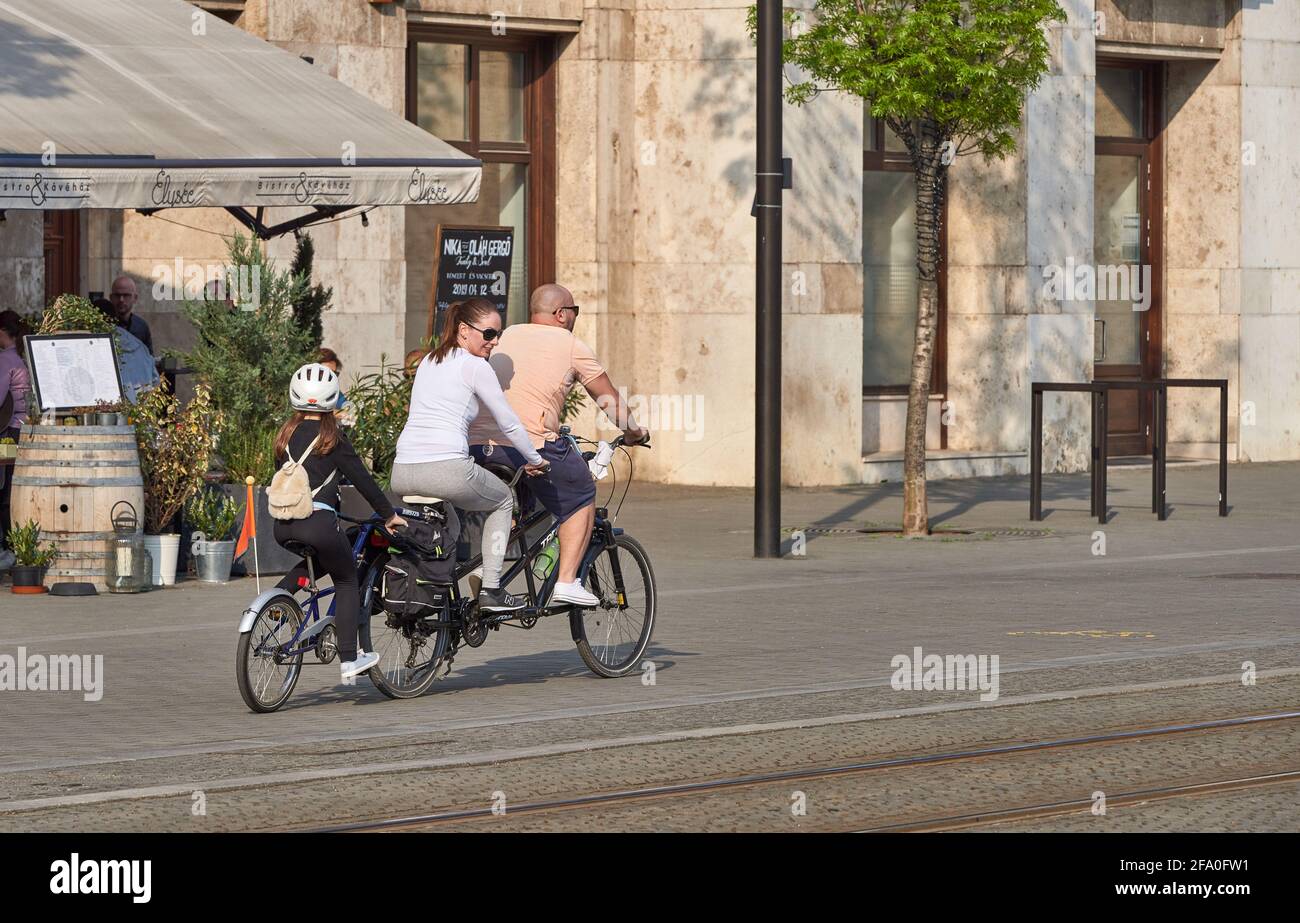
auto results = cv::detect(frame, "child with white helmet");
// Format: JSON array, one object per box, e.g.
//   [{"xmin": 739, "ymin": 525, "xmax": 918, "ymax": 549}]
[{"xmin": 273, "ymin": 362, "xmax": 406, "ymax": 681}]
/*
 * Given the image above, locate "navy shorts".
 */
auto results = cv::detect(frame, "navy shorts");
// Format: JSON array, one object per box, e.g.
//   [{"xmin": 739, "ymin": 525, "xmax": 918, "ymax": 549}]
[{"xmin": 470, "ymin": 438, "xmax": 597, "ymax": 524}]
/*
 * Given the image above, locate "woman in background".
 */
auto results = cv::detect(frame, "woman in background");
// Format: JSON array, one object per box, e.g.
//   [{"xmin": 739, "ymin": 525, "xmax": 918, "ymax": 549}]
[{"xmin": 0, "ymin": 310, "xmax": 31, "ymax": 564}]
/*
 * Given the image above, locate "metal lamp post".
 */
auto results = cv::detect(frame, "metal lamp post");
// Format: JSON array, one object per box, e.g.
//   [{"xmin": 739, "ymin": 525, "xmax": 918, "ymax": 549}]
[{"xmin": 754, "ymin": 0, "xmax": 783, "ymax": 558}]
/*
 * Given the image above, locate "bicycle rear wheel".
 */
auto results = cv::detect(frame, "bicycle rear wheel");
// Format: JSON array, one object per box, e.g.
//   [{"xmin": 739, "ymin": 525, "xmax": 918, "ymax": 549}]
[
  {"xmin": 236, "ymin": 595, "xmax": 305, "ymax": 713},
  {"xmin": 574, "ymin": 534, "xmax": 656, "ymax": 678},
  {"xmin": 360, "ymin": 561, "xmax": 449, "ymax": 699}
]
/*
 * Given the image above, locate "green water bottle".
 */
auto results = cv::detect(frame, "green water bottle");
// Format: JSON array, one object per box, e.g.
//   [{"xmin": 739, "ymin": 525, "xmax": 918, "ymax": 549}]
[{"xmin": 532, "ymin": 536, "xmax": 559, "ymax": 579}]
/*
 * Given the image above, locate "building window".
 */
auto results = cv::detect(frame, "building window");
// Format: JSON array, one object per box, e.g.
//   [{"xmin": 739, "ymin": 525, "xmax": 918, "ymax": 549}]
[
  {"xmin": 405, "ymin": 30, "xmax": 555, "ymax": 346},
  {"xmin": 862, "ymin": 108, "xmax": 946, "ymax": 397}
]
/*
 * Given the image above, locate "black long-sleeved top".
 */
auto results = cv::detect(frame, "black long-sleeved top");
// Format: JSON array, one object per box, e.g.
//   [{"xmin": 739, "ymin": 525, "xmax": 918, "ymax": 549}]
[{"xmin": 276, "ymin": 418, "xmax": 394, "ymax": 519}]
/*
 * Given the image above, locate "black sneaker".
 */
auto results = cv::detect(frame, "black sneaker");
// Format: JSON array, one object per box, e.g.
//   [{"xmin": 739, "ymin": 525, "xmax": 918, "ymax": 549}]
[{"xmin": 478, "ymin": 586, "xmax": 527, "ymax": 611}]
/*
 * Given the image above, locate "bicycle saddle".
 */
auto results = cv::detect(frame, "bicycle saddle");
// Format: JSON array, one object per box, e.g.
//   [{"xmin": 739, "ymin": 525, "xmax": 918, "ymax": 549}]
[
  {"xmin": 402, "ymin": 495, "xmax": 444, "ymax": 504},
  {"xmin": 280, "ymin": 539, "xmax": 317, "ymax": 559}
]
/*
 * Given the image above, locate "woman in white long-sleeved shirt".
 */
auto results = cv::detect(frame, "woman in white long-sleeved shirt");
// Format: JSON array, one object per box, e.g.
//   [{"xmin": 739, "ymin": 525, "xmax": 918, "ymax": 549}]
[{"xmin": 392, "ymin": 298, "xmax": 548, "ymax": 611}]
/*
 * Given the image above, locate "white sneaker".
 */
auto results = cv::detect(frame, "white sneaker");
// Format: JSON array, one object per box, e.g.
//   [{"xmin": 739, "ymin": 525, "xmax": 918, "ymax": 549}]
[
  {"xmin": 551, "ymin": 580, "xmax": 599, "ymax": 607},
  {"xmin": 341, "ymin": 650, "xmax": 380, "ymax": 681}
]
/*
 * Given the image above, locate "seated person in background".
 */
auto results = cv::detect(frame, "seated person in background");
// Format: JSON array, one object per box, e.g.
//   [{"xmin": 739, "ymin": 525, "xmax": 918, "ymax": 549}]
[
  {"xmin": 0, "ymin": 310, "xmax": 31, "ymax": 565},
  {"xmin": 96, "ymin": 298, "xmax": 158, "ymax": 402}
]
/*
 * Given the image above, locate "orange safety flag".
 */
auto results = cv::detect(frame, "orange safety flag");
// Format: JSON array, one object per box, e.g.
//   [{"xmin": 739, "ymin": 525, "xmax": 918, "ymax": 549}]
[{"xmin": 234, "ymin": 481, "xmax": 256, "ymax": 559}]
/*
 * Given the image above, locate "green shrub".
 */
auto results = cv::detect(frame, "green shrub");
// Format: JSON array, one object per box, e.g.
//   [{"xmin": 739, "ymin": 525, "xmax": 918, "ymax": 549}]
[
  {"xmin": 561, "ymin": 385, "xmax": 586, "ymax": 423},
  {"xmin": 345, "ymin": 356, "xmax": 413, "ymax": 489},
  {"xmin": 134, "ymin": 382, "xmax": 222, "ymax": 533},
  {"xmin": 9, "ymin": 520, "xmax": 58, "ymax": 568},
  {"xmin": 219, "ymin": 422, "xmax": 278, "ymax": 486},
  {"xmin": 37, "ymin": 293, "xmax": 116, "ymax": 336},
  {"xmin": 186, "ymin": 488, "xmax": 239, "ymax": 542}
]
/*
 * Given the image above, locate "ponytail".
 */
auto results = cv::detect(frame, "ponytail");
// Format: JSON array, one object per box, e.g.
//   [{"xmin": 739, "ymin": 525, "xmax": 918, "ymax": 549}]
[
  {"xmin": 0, "ymin": 311, "xmax": 27, "ymax": 358},
  {"xmin": 430, "ymin": 297, "xmax": 499, "ymax": 365}
]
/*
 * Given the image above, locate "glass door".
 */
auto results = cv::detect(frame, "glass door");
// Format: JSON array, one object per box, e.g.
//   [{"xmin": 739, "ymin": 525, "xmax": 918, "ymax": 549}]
[{"xmin": 1095, "ymin": 61, "xmax": 1162, "ymax": 456}]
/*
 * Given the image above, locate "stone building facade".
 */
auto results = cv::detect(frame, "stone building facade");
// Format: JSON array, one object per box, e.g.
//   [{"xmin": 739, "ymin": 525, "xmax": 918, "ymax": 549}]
[{"xmin": 1, "ymin": 0, "xmax": 1296, "ymax": 486}]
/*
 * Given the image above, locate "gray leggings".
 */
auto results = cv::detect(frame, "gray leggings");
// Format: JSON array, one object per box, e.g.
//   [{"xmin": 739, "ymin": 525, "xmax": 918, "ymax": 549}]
[{"xmin": 391, "ymin": 457, "xmax": 512, "ymax": 588}]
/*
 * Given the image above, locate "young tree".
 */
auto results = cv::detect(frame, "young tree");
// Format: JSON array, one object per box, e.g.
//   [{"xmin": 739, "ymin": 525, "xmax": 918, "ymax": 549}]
[
  {"xmin": 289, "ymin": 233, "xmax": 333, "ymax": 350},
  {"xmin": 175, "ymin": 235, "xmax": 316, "ymax": 482},
  {"xmin": 769, "ymin": 0, "xmax": 1064, "ymax": 534}
]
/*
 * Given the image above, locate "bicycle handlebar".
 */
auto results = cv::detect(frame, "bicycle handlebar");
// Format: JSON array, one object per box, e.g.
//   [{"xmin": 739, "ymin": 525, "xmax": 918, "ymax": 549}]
[{"xmin": 610, "ymin": 433, "xmax": 650, "ymax": 450}]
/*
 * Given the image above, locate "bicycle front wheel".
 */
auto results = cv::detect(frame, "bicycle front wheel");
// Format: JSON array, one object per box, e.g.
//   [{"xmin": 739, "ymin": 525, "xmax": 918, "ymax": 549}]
[
  {"xmin": 236, "ymin": 595, "xmax": 305, "ymax": 713},
  {"xmin": 574, "ymin": 534, "xmax": 657, "ymax": 678}
]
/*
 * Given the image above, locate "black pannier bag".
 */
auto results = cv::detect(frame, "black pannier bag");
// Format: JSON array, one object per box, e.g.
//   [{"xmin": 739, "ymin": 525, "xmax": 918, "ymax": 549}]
[{"xmin": 380, "ymin": 510, "xmax": 457, "ymax": 619}]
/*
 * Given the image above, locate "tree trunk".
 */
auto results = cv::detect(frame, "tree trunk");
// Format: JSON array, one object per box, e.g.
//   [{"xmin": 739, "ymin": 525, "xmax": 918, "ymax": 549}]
[{"xmin": 902, "ymin": 122, "xmax": 946, "ymax": 537}]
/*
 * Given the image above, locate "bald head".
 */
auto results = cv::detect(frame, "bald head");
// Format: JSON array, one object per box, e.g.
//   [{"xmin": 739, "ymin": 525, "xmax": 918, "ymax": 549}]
[
  {"xmin": 529, "ymin": 283, "xmax": 578, "ymax": 331},
  {"xmin": 109, "ymin": 275, "xmax": 138, "ymax": 323},
  {"xmin": 530, "ymin": 284, "xmax": 572, "ymax": 315}
]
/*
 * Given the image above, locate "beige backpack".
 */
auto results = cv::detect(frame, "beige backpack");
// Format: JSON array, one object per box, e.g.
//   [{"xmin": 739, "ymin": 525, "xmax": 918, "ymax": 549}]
[{"xmin": 267, "ymin": 434, "xmax": 336, "ymax": 520}]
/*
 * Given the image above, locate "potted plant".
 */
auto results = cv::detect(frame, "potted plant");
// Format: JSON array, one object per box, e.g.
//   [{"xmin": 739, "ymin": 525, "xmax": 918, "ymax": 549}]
[
  {"xmin": 134, "ymin": 382, "xmax": 221, "ymax": 586},
  {"xmin": 37, "ymin": 293, "xmax": 118, "ymax": 338},
  {"xmin": 186, "ymin": 488, "xmax": 239, "ymax": 583},
  {"xmin": 68, "ymin": 406, "xmax": 98, "ymax": 426},
  {"xmin": 9, "ymin": 519, "xmax": 58, "ymax": 593},
  {"xmin": 94, "ymin": 399, "xmax": 126, "ymax": 427}
]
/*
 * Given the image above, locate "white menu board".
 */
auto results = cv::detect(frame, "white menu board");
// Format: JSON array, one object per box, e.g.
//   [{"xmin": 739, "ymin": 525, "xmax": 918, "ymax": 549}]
[{"xmin": 25, "ymin": 334, "xmax": 124, "ymax": 411}]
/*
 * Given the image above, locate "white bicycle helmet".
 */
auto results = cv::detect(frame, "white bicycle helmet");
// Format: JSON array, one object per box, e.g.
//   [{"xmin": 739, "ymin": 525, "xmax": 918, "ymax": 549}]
[{"xmin": 289, "ymin": 363, "xmax": 340, "ymax": 412}]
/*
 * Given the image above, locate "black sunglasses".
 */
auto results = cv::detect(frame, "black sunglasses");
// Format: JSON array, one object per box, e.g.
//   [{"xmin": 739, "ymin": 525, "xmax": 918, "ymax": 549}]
[
  {"xmin": 464, "ymin": 321, "xmax": 501, "ymax": 342},
  {"xmin": 554, "ymin": 304, "xmax": 580, "ymax": 317}
]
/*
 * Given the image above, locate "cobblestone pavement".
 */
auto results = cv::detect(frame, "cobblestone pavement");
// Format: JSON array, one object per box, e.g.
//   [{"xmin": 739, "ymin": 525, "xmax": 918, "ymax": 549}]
[
  {"xmin": 3, "ymin": 671, "xmax": 1296, "ymax": 832},
  {"xmin": 390, "ymin": 719, "xmax": 1300, "ymax": 833},
  {"xmin": 0, "ymin": 462, "xmax": 1297, "ymax": 831}
]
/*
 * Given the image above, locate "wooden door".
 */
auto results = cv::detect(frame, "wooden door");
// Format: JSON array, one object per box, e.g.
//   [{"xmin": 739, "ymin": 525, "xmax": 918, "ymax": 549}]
[{"xmin": 43, "ymin": 211, "xmax": 81, "ymax": 306}]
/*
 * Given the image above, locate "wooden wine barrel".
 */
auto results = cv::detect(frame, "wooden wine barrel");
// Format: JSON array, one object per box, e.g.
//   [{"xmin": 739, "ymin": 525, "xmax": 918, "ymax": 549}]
[{"xmin": 10, "ymin": 424, "xmax": 145, "ymax": 589}]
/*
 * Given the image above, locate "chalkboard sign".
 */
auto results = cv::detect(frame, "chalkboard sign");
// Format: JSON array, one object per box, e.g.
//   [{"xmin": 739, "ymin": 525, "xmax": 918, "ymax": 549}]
[{"xmin": 426, "ymin": 225, "xmax": 515, "ymax": 339}]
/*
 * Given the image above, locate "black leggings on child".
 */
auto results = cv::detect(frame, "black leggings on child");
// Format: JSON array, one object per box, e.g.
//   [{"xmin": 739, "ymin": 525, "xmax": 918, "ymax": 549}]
[{"xmin": 273, "ymin": 510, "xmax": 361, "ymax": 662}]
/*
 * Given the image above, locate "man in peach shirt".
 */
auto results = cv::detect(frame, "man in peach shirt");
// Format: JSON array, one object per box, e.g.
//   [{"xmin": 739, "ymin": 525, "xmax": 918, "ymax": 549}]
[{"xmin": 469, "ymin": 284, "xmax": 646, "ymax": 606}]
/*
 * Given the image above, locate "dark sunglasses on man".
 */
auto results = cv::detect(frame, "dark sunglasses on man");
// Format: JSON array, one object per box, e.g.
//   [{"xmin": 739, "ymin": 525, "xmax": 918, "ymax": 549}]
[{"xmin": 554, "ymin": 304, "xmax": 580, "ymax": 318}]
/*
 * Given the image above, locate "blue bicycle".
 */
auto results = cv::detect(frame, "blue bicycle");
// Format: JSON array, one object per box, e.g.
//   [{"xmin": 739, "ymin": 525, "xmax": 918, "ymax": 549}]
[
  {"xmin": 234, "ymin": 509, "xmax": 394, "ymax": 713},
  {"xmin": 235, "ymin": 433, "xmax": 656, "ymax": 712}
]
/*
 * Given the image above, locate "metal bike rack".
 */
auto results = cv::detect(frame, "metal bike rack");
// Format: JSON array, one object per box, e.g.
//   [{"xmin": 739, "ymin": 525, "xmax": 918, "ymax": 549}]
[{"xmin": 1030, "ymin": 378, "xmax": 1229, "ymax": 523}]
